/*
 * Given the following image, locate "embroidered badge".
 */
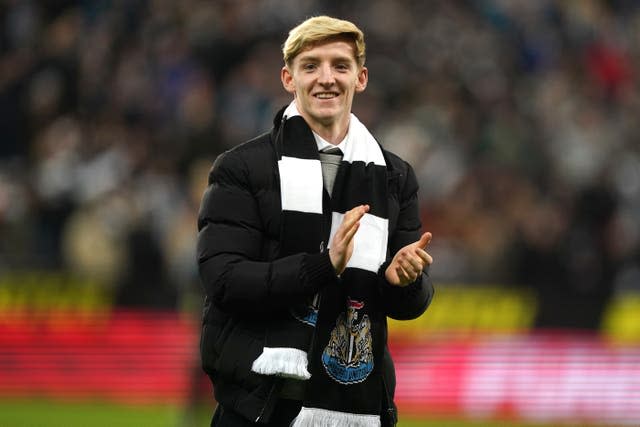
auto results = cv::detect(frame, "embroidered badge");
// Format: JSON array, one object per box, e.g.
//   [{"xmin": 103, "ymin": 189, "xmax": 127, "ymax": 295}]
[
  {"xmin": 291, "ymin": 294, "xmax": 320, "ymax": 326},
  {"xmin": 321, "ymin": 298, "xmax": 374, "ymax": 384}
]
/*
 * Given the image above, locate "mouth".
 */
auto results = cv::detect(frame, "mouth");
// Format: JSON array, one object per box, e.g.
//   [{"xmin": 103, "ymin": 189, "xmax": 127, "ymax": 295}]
[{"xmin": 314, "ymin": 92, "xmax": 339, "ymax": 100}]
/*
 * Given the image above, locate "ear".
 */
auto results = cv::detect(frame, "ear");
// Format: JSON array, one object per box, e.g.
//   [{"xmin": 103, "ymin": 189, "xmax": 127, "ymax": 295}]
[
  {"xmin": 281, "ymin": 66, "xmax": 296, "ymax": 94},
  {"xmin": 355, "ymin": 66, "xmax": 368, "ymax": 93}
]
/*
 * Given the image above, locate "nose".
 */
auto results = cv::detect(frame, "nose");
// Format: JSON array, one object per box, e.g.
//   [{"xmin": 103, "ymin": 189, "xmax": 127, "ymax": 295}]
[{"xmin": 317, "ymin": 63, "xmax": 335, "ymax": 85}]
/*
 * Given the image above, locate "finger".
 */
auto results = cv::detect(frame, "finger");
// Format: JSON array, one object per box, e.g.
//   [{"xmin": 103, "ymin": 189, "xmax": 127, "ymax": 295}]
[
  {"xmin": 407, "ymin": 260, "xmax": 421, "ymax": 281},
  {"xmin": 415, "ymin": 248, "xmax": 432, "ymax": 265},
  {"xmin": 398, "ymin": 257, "xmax": 419, "ymax": 278},
  {"xmin": 396, "ymin": 265, "xmax": 410, "ymax": 284},
  {"xmin": 401, "ymin": 265, "xmax": 417, "ymax": 283},
  {"xmin": 416, "ymin": 232, "xmax": 432, "ymax": 249},
  {"xmin": 350, "ymin": 204, "xmax": 369, "ymax": 219},
  {"xmin": 405, "ymin": 255, "xmax": 424, "ymax": 273},
  {"xmin": 336, "ymin": 210, "xmax": 360, "ymax": 240},
  {"xmin": 342, "ymin": 220, "xmax": 360, "ymax": 243},
  {"xmin": 337, "ymin": 205, "xmax": 368, "ymax": 241},
  {"xmin": 425, "ymin": 253, "xmax": 433, "ymax": 265},
  {"xmin": 347, "ymin": 204, "xmax": 368, "ymax": 214},
  {"xmin": 342, "ymin": 205, "xmax": 368, "ymax": 229},
  {"xmin": 398, "ymin": 256, "xmax": 414, "ymax": 273}
]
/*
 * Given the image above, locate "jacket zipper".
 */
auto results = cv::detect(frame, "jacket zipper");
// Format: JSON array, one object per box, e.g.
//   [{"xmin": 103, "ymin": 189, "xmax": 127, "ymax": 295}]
[{"xmin": 254, "ymin": 380, "xmax": 280, "ymax": 423}]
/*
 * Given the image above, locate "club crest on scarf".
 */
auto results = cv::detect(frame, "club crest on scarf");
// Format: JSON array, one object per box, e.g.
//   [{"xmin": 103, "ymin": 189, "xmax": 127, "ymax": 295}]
[{"xmin": 321, "ymin": 298, "xmax": 374, "ymax": 385}]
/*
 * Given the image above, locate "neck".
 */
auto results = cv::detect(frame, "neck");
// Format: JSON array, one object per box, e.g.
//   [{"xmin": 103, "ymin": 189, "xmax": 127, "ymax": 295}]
[
  {"xmin": 313, "ymin": 125, "xmax": 348, "ymax": 145},
  {"xmin": 300, "ymin": 113, "xmax": 350, "ymax": 145}
]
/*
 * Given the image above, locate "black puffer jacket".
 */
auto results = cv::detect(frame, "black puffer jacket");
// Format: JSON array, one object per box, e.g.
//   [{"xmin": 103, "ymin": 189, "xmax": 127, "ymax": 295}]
[{"xmin": 197, "ymin": 109, "xmax": 434, "ymax": 424}]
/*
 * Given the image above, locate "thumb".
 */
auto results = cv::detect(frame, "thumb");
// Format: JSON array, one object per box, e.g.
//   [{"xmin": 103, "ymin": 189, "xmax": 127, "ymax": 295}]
[{"xmin": 417, "ymin": 232, "xmax": 432, "ymax": 249}]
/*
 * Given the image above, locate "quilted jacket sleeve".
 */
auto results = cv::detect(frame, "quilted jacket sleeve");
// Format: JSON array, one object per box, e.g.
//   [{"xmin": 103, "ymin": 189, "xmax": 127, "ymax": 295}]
[
  {"xmin": 197, "ymin": 148, "xmax": 337, "ymax": 315},
  {"xmin": 381, "ymin": 160, "xmax": 435, "ymax": 320}
]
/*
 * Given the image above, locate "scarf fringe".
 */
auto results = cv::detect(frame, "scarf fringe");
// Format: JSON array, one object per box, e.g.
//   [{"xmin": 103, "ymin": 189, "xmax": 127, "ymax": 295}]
[
  {"xmin": 250, "ymin": 347, "xmax": 311, "ymax": 380},
  {"xmin": 291, "ymin": 407, "xmax": 381, "ymax": 427}
]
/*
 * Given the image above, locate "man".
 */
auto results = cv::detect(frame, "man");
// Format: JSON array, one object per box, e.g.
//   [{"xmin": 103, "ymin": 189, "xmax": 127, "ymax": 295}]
[{"xmin": 197, "ymin": 16, "xmax": 434, "ymax": 426}]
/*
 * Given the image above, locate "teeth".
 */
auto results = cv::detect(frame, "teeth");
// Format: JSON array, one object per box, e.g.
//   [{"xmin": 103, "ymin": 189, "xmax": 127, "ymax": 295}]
[{"xmin": 316, "ymin": 93, "xmax": 336, "ymax": 99}]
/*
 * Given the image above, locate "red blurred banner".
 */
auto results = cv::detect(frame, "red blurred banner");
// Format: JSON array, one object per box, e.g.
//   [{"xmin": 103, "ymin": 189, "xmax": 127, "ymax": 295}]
[
  {"xmin": 0, "ymin": 311, "xmax": 199, "ymax": 404},
  {"xmin": 391, "ymin": 333, "xmax": 640, "ymax": 425},
  {"xmin": 1, "ymin": 310, "xmax": 639, "ymax": 425}
]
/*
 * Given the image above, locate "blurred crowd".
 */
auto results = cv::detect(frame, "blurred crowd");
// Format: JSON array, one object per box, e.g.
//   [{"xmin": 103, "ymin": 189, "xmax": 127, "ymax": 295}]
[{"xmin": 1, "ymin": 0, "xmax": 639, "ymax": 328}]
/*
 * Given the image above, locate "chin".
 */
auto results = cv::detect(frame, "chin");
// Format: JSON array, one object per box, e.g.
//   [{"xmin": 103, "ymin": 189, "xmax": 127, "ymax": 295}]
[
  {"xmin": 315, "ymin": 114, "xmax": 340, "ymax": 126},
  {"xmin": 313, "ymin": 107, "xmax": 342, "ymax": 120}
]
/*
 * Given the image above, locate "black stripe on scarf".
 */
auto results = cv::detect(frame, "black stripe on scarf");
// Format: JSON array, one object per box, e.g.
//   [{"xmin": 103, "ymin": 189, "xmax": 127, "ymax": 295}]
[{"xmin": 256, "ymin": 106, "xmax": 389, "ymax": 425}]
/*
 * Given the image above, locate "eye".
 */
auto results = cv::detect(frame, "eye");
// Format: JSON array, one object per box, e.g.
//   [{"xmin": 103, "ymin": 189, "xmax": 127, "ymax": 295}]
[
  {"xmin": 302, "ymin": 63, "xmax": 317, "ymax": 71},
  {"xmin": 335, "ymin": 63, "xmax": 350, "ymax": 71}
]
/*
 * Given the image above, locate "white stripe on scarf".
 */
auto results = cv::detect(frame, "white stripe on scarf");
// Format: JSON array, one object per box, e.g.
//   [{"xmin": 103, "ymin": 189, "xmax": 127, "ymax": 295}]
[
  {"xmin": 280, "ymin": 101, "xmax": 389, "ymax": 275},
  {"xmin": 328, "ymin": 211, "xmax": 388, "ymax": 274},
  {"xmin": 252, "ymin": 101, "xmax": 387, "ymax": 414}
]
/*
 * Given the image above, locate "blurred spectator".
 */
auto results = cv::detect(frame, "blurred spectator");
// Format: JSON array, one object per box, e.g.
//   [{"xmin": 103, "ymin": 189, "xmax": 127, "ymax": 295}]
[
  {"xmin": 113, "ymin": 224, "xmax": 178, "ymax": 310},
  {"xmin": 509, "ymin": 185, "xmax": 618, "ymax": 329},
  {"xmin": 0, "ymin": 0, "xmax": 638, "ymax": 331}
]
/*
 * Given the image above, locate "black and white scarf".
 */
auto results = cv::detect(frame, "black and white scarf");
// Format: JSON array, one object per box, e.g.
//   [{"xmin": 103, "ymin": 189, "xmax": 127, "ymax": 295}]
[{"xmin": 251, "ymin": 102, "xmax": 389, "ymax": 426}]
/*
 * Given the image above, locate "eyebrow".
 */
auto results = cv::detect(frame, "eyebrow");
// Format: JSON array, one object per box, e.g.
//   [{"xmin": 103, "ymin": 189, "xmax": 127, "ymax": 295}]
[{"xmin": 296, "ymin": 54, "xmax": 355, "ymax": 64}]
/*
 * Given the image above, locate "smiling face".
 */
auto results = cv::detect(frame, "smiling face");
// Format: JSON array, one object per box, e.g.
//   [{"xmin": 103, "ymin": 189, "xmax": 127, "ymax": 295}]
[{"xmin": 281, "ymin": 37, "xmax": 368, "ymax": 141}]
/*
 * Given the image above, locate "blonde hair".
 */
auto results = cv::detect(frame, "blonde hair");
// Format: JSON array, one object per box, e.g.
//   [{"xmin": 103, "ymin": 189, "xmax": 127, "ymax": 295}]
[{"xmin": 283, "ymin": 16, "xmax": 366, "ymax": 67}]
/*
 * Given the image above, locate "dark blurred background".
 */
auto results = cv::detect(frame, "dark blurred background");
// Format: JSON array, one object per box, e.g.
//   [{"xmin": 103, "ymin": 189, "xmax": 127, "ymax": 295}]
[
  {"xmin": 1, "ymin": 1, "xmax": 639, "ymax": 426},
  {"xmin": 2, "ymin": 0, "xmax": 639, "ymax": 327}
]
